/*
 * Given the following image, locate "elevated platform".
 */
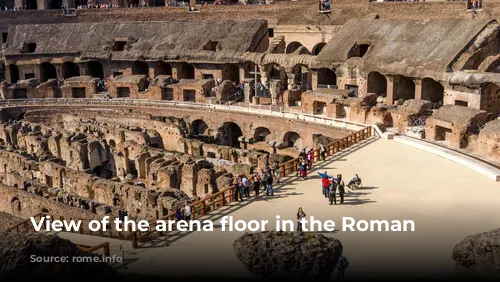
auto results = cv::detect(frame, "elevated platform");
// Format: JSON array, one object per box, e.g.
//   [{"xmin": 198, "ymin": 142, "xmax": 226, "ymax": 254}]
[{"xmin": 393, "ymin": 135, "xmax": 500, "ymax": 182}]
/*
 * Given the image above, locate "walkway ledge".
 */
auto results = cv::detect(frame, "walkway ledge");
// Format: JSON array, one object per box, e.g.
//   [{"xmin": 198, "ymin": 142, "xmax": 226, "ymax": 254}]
[{"xmin": 393, "ymin": 135, "xmax": 500, "ymax": 182}]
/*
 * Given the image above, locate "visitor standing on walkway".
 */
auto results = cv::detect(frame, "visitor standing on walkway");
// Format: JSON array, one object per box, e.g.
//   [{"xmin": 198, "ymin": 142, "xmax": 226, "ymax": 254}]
[
  {"xmin": 299, "ymin": 160, "xmax": 307, "ymax": 180},
  {"xmin": 319, "ymin": 143, "xmax": 327, "ymax": 161},
  {"xmin": 307, "ymin": 150, "xmax": 314, "ymax": 169},
  {"xmin": 242, "ymin": 174, "xmax": 250, "ymax": 197},
  {"xmin": 296, "ymin": 207, "xmax": 306, "ymax": 231},
  {"xmin": 184, "ymin": 202, "xmax": 191, "ymax": 222},
  {"xmin": 320, "ymin": 171, "xmax": 331, "ymax": 198},
  {"xmin": 329, "ymin": 180, "xmax": 337, "ymax": 205},
  {"xmin": 234, "ymin": 176, "xmax": 243, "ymax": 201},
  {"xmin": 253, "ymin": 175, "xmax": 261, "ymax": 198},
  {"xmin": 337, "ymin": 174, "xmax": 345, "ymax": 204},
  {"xmin": 265, "ymin": 171, "xmax": 274, "ymax": 196},
  {"xmin": 259, "ymin": 168, "xmax": 267, "ymax": 192}
]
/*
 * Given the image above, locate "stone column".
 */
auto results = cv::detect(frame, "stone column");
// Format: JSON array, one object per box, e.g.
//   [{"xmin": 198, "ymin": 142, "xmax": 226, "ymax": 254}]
[
  {"xmin": 259, "ymin": 65, "xmax": 270, "ymax": 88},
  {"xmin": 242, "ymin": 78, "xmax": 255, "ymax": 102},
  {"xmin": 238, "ymin": 136, "xmax": 248, "ymax": 150},
  {"xmin": 37, "ymin": 0, "xmax": 48, "ymax": 10},
  {"xmin": 286, "ymin": 72, "xmax": 298, "ymax": 90},
  {"xmin": 268, "ymin": 79, "xmax": 282, "ymax": 105},
  {"xmin": 385, "ymin": 75, "xmax": 395, "ymax": 105},
  {"xmin": 414, "ymin": 78, "xmax": 423, "ymax": 101},
  {"xmin": 55, "ymin": 64, "xmax": 63, "ymax": 80},
  {"xmin": 311, "ymin": 70, "xmax": 319, "ymax": 91}
]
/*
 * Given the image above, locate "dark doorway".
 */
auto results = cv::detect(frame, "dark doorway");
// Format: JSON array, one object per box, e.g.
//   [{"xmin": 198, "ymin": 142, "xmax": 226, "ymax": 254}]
[
  {"xmin": 217, "ymin": 122, "xmax": 243, "ymax": 148},
  {"xmin": 317, "ymin": 68, "xmax": 337, "ymax": 87},
  {"xmin": 132, "ymin": 61, "xmax": 149, "ymax": 75},
  {"xmin": 161, "ymin": 88, "xmax": 174, "ymax": 100},
  {"xmin": 9, "ymin": 64, "xmax": 19, "ymax": 84},
  {"xmin": 40, "ymin": 63, "xmax": 57, "ymax": 83},
  {"xmin": 312, "ymin": 43, "xmax": 326, "ymax": 56},
  {"xmin": 367, "ymin": 71, "xmax": 387, "ymax": 97},
  {"xmin": 26, "ymin": 0, "xmax": 37, "ymax": 9},
  {"xmin": 394, "ymin": 75, "xmax": 415, "ymax": 101},
  {"xmin": 157, "ymin": 62, "xmax": 172, "ymax": 76},
  {"xmin": 48, "ymin": 0, "xmax": 62, "ymax": 9},
  {"xmin": 14, "ymin": 89, "xmax": 27, "ymax": 99},
  {"xmin": 286, "ymin": 42, "xmax": 303, "ymax": 54},
  {"xmin": 88, "ymin": 61, "xmax": 104, "ymax": 79},
  {"xmin": 253, "ymin": 127, "xmax": 271, "ymax": 142},
  {"xmin": 117, "ymin": 87, "xmax": 130, "ymax": 98},
  {"xmin": 183, "ymin": 90, "xmax": 196, "ymax": 101},
  {"xmin": 72, "ymin": 88, "xmax": 86, "ymax": 98},
  {"xmin": 178, "ymin": 63, "xmax": 195, "ymax": 79},
  {"xmin": 192, "ymin": 119, "xmax": 209, "ymax": 135},
  {"xmin": 283, "ymin": 131, "xmax": 302, "ymax": 149},
  {"xmin": 223, "ymin": 64, "xmax": 239, "ymax": 83},
  {"xmin": 92, "ymin": 165, "xmax": 113, "ymax": 179},
  {"xmin": 63, "ymin": 62, "xmax": 80, "ymax": 79}
]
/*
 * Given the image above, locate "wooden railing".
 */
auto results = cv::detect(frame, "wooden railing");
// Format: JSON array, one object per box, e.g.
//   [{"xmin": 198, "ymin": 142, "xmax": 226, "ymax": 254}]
[
  {"xmin": 6, "ymin": 212, "xmax": 45, "ymax": 233},
  {"xmin": 279, "ymin": 126, "xmax": 372, "ymax": 178},
  {"xmin": 7, "ymin": 126, "xmax": 372, "ymax": 249},
  {"xmin": 85, "ymin": 242, "xmax": 111, "ymax": 256}
]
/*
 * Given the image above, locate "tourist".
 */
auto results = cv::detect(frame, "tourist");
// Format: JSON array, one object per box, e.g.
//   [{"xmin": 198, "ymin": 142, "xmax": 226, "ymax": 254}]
[
  {"xmin": 299, "ymin": 160, "xmax": 307, "ymax": 180},
  {"xmin": 319, "ymin": 171, "xmax": 331, "ymax": 198},
  {"xmin": 259, "ymin": 168, "xmax": 267, "ymax": 192},
  {"xmin": 319, "ymin": 143, "xmax": 326, "ymax": 161},
  {"xmin": 175, "ymin": 208, "xmax": 183, "ymax": 221},
  {"xmin": 336, "ymin": 255, "xmax": 349, "ymax": 280},
  {"xmin": 336, "ymin": 174, "xmax": 345, "ymax": 204},
  {"xmin": 329, "ymin": 179, "xmax": 337, "ymax": 205},
  {"xmin": 307, "ymin": 150, "xmax": 314, "ymax": 169},
  {"xmin": 296, "ymin": 207, "xmax": 306, "ymax": 232},
  {"xmin": 265, "ymin": 170, "xmax": 274, "ymax": 196},
  {"xmin": 273, "ymin": 160, "xmax": 280, "ymax": 183},
  {"xmin": 299, "ymin": 148, "xmax": 307, "ymax": 160},
  {"xmin": 242, "ymin": 174, "xmax": 250, "ymax": 197},
  {"xmin": 184, "ymin": 202, "xmax": 191, "ymax": 222},
  {"xmin": 347, "ymin": 174, "xmax": 361, "ymax": 189},
  {"xmin": 253, "ymin": 175, "xmax": 260, "ymax": 198},
  {"xmin": 235, "ymin": 175, "xmax": 243, "ymax": 201}
]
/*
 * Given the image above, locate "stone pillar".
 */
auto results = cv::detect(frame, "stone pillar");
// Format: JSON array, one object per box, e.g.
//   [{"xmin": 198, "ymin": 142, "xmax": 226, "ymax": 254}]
[
  {"xmin": 55, "ymin": 64, "xmax": 63, "ymax": 80},
  {"xmin": 269, "ymin": 141, "xmax": 277, "ymax": 154},
  {"xmin": 78, "ymin": 63, "xmax": 88, "ymax": 76},
  {"xmin": 286, "ymin": 72, "xmax": 298, "ymax": 90},
  {"xmin": 37, "ymin": 0, "xmax": 48, "ymax": 10},
  {"xmin": 268, "ymin": 79, "xmax": 282, "ymax": 105},
  {"xmin": 386, "ymin": 75, "xmax": 395, "ymax": 105},
  {"xmin": 242, "ymin": 78, "xmax": 255, "ymax": 102},
  {"xmin": 34, "ymin": 65, "xmax": 42, "ymax": 82},
  {"xmin": 414, "ymin": 78, "xmax": 423, "ymax": 101},
  {"xmin": 311, "ymin": 70, "xmax": 319, "ymax": 91},
  {"xmin": 15, "ymin": 0, "xmax": 23, "ymax": 8}
]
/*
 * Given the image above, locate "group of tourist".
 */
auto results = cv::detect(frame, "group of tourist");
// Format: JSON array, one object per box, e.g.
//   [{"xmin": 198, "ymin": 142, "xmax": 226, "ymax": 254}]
[
  {"xmin": 319, "ymin": 0, "xmax": 331, "ymax": 11},
  {"xmin": 96, "ymin": 78, "xmax": 108, "ymax": 93},
  {"xmin": 233, "ymin": 161, "xmax": 281, "ymax": 200},
  {"xmin": 175, "ymin": 202, "xmax": 192, "ymax": 221},
  {"xmin": 296, "ymin": 148, "xmax": 319, "ymax": 180}
]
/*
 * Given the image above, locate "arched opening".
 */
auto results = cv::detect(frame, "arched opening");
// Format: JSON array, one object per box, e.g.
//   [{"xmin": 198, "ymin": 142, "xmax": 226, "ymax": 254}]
[
  {"xmin": 108, "ymin": 139, "xmax": 116, "ymax": 148},
  {"xmin": 394, "ymin": 75, "xmax": 415, "ymax": 101},
  {"xmin": 132, "ymin": 61, "xmax": 149, "ymax": 75},
  {"xmin": 88, "ymin": 61, "xmax": 104, "ymax": 79},
  {"xmin": 191, "ymin": 119, "xmax": 209, "ymax": 136},
  {"xmin": 312, "ymin": 43, "xmax": 326, "ymax": 56},
  {"xmin": 292, "ymin": 64, "xmax": 311, "ymax": 91},
  {"xmin": 92, "ymin": 165, "xmax": 113, "ymax": 179},
  {"xmin": 62, "ymin": 62, "xmax": 80, "ymax": 79},
  {"xmin": 222, "ymin": 64, "xmax": 240, "ymax": 83},
  {"xmin": 11, "ymin": 197, "xmax": 21, "ymax": 212},
  {"xmin": 286, "ymin": 41, "xmax": 303, "ymax": 54},
  {"xmin": 9, "ymin": 64, "xmax": 19, "ymax": 84},
  {"xmin": 157, "ymin": 62, "xmax": 172, "ymax": 76},
  {"xmin": 217, "ymin": 122, "xmax": 243, "ymax": 148},
  {"xmin": 482, "ymin": 83, "xmax": 500, "ymax": 115},
  {"xmin": 422, "ymin": 78, "xmax": 444, "ymax": 104},
  {"xmin": 283, "ymin": 131, "xmax": 302, "ymax": 149},
  {"xmin": 178, "ymin": 63, "xmax": 195, "ymax": 79},
  {"xmin": 41, "ymin": 208, "xmax": 49, "ymax": 214},
  {"xmin": 367, "ymin": 71, "xmax": 387, "ymax": 97},
  {"xmin": 348, "ymin": 43, "xmax": 371, "ymax": 58},
  {"xmin": 317, "ymin": 68, "xmax": 337, "ymax": 87},
  {"xmin": 26, "ymin": 0, "xmax": 37, "ymax": 9},
  {"xmin": 40, "ymin": 62, "xmax": 57, "ymax": 83},
  {"xmin": 254, "ymin": 127, "xmax": 271, "ymax": 142},
  {"xmin": 48, "ymin": 0, "xmax": 62, "ymax": 9},
  {"xmin": 268, "ymin": 64, "xmax": 282, "ymax": 80}
]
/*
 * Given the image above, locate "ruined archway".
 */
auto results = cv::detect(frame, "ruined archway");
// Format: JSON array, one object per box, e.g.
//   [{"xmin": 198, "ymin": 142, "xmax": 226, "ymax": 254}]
[
  {"xmin": 132, "ymin": 61, "xmax": 149, "ymax": 75},
  {"xmin": 40, "ymin": 62, "xmax": 57, "ymax": 83},
  {"xmin": 482, "ymin": 83, "xmax": 500, "ymax": 115},
  {"xmin": 422, "ymin": 78, "xmax": 444, "ymax": 103},
  {"xmin": 217, "ymin": 122, "xmax": 243, "ymax": 148},
  {"xmin": 292, "ymin": 64, "xmax": 311, "ymax": 91},
  {"xmin": 267, "ymin": 63, "xmax": 282, "ymax": 80},
  {"xmin": 367, "ymin": 71, "xmax": 387, "ymax": 97},
  {"xmin": 9, "ymin": 64, "xmax": 19, "ymax": 84},
  {"xmin": 178, "ymin": 63, "xmax": 195, "ymax": 80},
  {"xmin": 88, "ymin": 61, "xmax": 104, "ymax": 79},
  {"xmin": 286, "ymin": 41, "xmax": 304, "ymax": 54},
  {"xmin": 62, "ymin": 62, "xmax": 80, "ymax": 79},
  {"xmin": 254, "ymin": 127, "xmax": 271, "ymax": 142},
  {"xmin": 312, "ymin": 43, "xmax": 326, "ymax": 56},
  {"xmin": 191, "ymin": 119, "xmax": 209, "ymax": 136},
  {"xmin": 317, "ymin": 68, "xmax": 337, "ymax": 87},
  {"xmin": 156, "ymin": 61, "xmax": 172, "ymax": 76},
  {"xmin": 222, "ymin": 64, "xmax": 239, "ymax": 83},
  {"xmin": 41, "ymin": 208, "xmax": 49, "ymax": 214},
  {"xmin": 394, "ymin": 75, "xmax": 415, "ymax": 101},
  {"xmin": 283, "ymin": 131, "xmax": 302, "ymax": 149}
]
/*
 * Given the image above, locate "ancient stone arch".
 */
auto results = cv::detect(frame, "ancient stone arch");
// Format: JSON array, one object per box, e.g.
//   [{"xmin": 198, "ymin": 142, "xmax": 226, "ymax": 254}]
[
  {"xmin": 253, "ymin": 127, "xmax": 271, "ymax": 142},
  {"xmin": 394, "ymin": 75, "xmax": 415, "ymax": 101},
  {"xmin": 62, "ymin": 62, "xmax": 80, "ymax": 79},
  {"xmin": 132, "ymin": 61, "xmax": 149, "ymax": 75},
  {"xmin": 283, "ymin": 131, "xmax": 302, "ymax": 149},
  {"xmin": 317, "ymin": 68, "xmax": 337, "ymax": 87},
  {"xmin": 367, "ymin": 71, "xmax": 387, "ymax": 97},
  {"xmin": 217, "ymin": 122, "xmax": 243, "ymax": 148},
  {"xmin": 191, "ymin": 119, "xmax": 209, "ymax": 136},
  {"xmin": 286, "ymin": 41, "xmax": 304, "ymax": 54},
  {"xmin": 11, "ymin": 197, "xmax": 21, "ymax": 213},
  {"xmin": 312, "ymin": 42, "xmax": 326, "ymax": 56},
  {"xmin": 40, "ymin": 62, "xmax": 57, "ymax": 82},
  {"xmin": 421, "ymin": 77, "xmax": 444, "ymax": 103},
  {"xmin": 88, "ymin": 61, "xmax": 104, "ymax": 79},
  {"xmin": 177, "ymin": 62, "xmax": 195, "ymax": 80}
]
